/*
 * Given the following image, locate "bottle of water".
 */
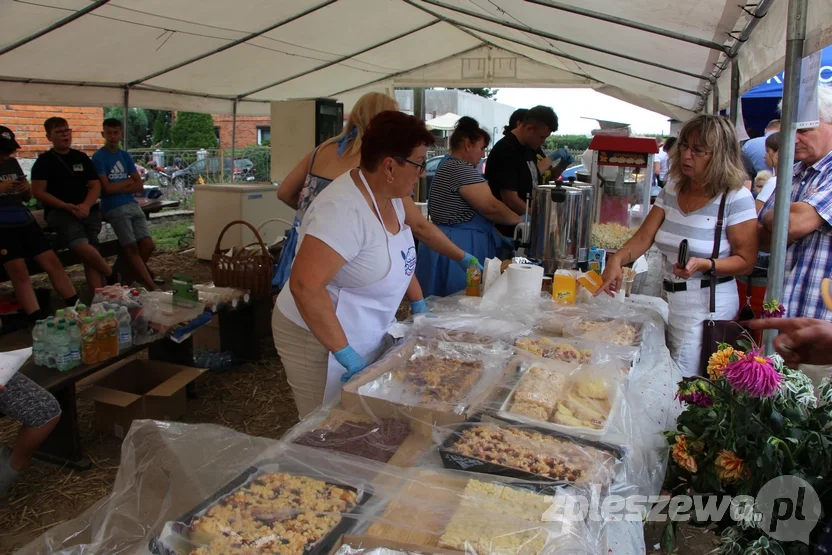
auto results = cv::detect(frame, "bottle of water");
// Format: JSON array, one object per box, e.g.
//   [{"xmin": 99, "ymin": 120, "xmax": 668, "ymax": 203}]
[
  {"xmin": 45, "ymin": 321, "xmax": 56, "ymax": 368},
  {"xmin": 32, "ymin": 320, "xmax": 46, "ymax": 366},
  {"xmin": 67, "ymin": 321, "xmax": 82, "ymax": 367},
  {"xmin": 54, "ymin": 324, "xmax": 72, "ymax": 372},
  {"xmin": 116, "ymin": 306, "xmax": 132, "ymax": 352}
]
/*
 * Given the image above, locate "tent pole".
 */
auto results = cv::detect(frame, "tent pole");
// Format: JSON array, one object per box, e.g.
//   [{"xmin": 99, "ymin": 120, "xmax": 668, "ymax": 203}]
[
  {"xmin": 123, "ymin": 88, "xmax": 129, "ymax": 150},
  {"xmin": 730, "ymin": 60, "xmax": 740, "ymax": 124},
  {"xmin": 765, "ymin": 0, "xmax": 808, "ymax": 352},
  {"xmin": 414, "ymin": 88, "xmax": 427, "ymax": 203},
  {"xmin": 712, "ymin": 84, "xmax": 719, "ymax": 115},
  {"xmin": 231, "ymin": 100, "xmax": 237, "ymax": 183}
]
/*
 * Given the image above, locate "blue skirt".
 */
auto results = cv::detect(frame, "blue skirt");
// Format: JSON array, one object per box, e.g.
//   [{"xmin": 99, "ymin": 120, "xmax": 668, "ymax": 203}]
[{"xmin": 415, "ymin": 213, "xmax": 501, "ymax": 297}]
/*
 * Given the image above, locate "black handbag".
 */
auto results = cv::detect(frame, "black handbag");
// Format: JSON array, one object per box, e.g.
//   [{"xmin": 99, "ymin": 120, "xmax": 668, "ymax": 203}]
[{"xmin": 699, "ymin": 194, "xmax": 754, "ymax": 374}]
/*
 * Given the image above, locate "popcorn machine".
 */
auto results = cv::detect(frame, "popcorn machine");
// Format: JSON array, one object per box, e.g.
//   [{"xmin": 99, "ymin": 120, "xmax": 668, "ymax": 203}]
[{"xmin": 588, "ymin": 136, "xmax": 659, "ymax": 231}]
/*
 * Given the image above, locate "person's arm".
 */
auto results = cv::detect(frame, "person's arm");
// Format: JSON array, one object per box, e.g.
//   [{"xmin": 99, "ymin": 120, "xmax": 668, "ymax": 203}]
[
  {"xmin": 597, "ymin": 204, "xmax": 665, "ymax": 296},
  {"xmin": 15, "ymin": 177, "xmax": 32, "ymax": 201},
  {"xmin": 758, "ymin": 222, "xmax": 772, "ymax": 252},
  {"xmin": 747, "ymin": 317, "xmax": 832, "ymax": 367},
  {"xmin": 277, "ymin": 151, "xmax": 313, "ymax": 209},
  {"xmin": 672, "ymin": 219, "xmax": 758, "ymax": 280},
  {"xmin": 755, "ymin": 199, "xmax": 765, "ymax": 213},
  {"xmin": 289, "ymin": 235, "xmax": 350, "ymax": 353},
  {"xmin": 74, "ymin": 179, "xmax": 101, "ymax": 219},
  {"xmin": 403, "ymin": 197, "xmax": 465, "ymax": 262},
  {"xmin": 31, "ymin": 179, "xmax": 74, "ymax": 212},
  {"xmin": 500, "ymin": 189, "xmax": 528, "ymax": 215},
  {"xmin": 459, "ymin": 182, "xmax": 523, "ymax": 226},
  {"xmin": 761, "ymin": 201, "xmax": 825, "ymax": 243}
]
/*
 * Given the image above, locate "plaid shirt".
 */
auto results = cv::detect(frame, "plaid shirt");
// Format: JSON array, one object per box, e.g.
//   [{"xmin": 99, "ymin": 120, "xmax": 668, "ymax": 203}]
[{"xmin": 759, "ymin": 149, "xmax": 832, "ymax": 321}]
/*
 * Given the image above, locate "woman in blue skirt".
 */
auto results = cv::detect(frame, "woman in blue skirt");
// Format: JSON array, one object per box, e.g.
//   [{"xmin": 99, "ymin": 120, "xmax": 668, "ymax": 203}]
[{"xmin": 415, "ymin": 117, "xmax": 523, "ymax": 297}]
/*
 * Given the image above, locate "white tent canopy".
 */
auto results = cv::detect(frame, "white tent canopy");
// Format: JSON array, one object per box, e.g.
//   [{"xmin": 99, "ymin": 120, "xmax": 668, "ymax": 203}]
[
  {"xmin": 425, "ymin": 112, "xmax": 461, "ymax": 131},
  {"xmin": 1, "ymin": 0, "xmax": 830, "ymax": 119}
]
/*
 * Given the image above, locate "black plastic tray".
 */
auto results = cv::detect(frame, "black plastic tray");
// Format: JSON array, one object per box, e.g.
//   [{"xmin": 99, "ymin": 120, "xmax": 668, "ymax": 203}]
[
  {"xmin": 149, "ymin": 463, "xmax": 370, "ymax": 555},
  {"xmin": 439, "ymin": 414, "xmax": 625, "ymax": 489}
]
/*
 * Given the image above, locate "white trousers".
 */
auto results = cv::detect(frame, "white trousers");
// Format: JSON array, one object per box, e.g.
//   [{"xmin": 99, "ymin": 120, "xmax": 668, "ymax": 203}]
[{"xmin": 666, "ymin": 280, "xmax": 739, "ymax": 378}]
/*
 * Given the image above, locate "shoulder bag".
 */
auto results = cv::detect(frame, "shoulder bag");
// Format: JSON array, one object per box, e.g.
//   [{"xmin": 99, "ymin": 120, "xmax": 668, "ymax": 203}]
[{"xmin": 698, "ymin": 193, "xmax": 755, "ymax": 374}]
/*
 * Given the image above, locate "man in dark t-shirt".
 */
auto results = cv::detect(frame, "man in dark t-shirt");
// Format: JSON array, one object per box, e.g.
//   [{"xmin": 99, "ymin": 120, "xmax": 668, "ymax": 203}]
[
  {"xmin": 31, "ymin": 117, "xmax": 113, "ymax": 290},
  {"xmin": 0, "ymin": 126, "xmax": 78, "ymax": 322},
  {"xmin": 485, "ymin": 105, "xmax": 560, "ymax": 236}
]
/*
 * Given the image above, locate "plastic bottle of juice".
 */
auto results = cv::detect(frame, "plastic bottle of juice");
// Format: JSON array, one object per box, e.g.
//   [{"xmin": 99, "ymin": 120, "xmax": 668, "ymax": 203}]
[
  {"xmin": 67, "ymin": 321, "xmax": 82, "ymax": 367},
  {"xmin": 465, "ymin": 257, "xmax": 482, "ymax": 297},
  {"xmin": 54, "ymin": 324, "xmax": 72, "ymax": 372},
  {"xmin": 45, "ymin": 321, "xmax": 56, "ymax": 368},
  {"xmin": 105, "ymin": 311, "xmax": 119, "ymax": 359},
  {"xmin": 81, "ymin": 316, "xmax": 99, "ymax": 365},
  {"xmin": 96, "ymin": 313, "xmax": 115, "ymax": 361},
  {"xmin": 116, "ymin": 306, "xmax": 132, "ymax": 352}
]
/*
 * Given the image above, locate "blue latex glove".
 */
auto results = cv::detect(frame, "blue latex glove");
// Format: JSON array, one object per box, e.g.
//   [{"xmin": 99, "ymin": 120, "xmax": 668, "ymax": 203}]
[
  {"xmin": 334, "ymin": 345, "xmax": 367, "ymax": 383},
  {"xmin": 458, "ymin": 252, "xmax": 484, "ymax": 272},
  {"xmin": 410, "ymin": 299, "xmax": 429, "ymax": 314},
  {"xmin": 552, "ymin": 147, "xmax": 575, "ymax": 168},
  {"xmin": 501, "ymin": 235, "xmax": 515, "ymax": 250}
]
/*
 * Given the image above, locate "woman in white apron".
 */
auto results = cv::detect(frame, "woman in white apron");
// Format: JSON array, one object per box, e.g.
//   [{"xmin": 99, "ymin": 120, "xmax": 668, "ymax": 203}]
[
  {"xmin": 596, "ymin": 115, "xmax": 759, "ymax": 377},
  {"xmin": 273, "ymin": 111, "xmax": 435, "ymax": 418}
]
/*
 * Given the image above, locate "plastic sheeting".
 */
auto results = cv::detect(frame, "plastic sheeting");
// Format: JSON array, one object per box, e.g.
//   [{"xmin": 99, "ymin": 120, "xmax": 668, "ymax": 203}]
[
  {"xmin": 0, "ymin": 0, "xmax": 800, "ymax": 119},
  {"xmin": 16, "ymin": 294, "xmax": 681, "ymax": 554}
]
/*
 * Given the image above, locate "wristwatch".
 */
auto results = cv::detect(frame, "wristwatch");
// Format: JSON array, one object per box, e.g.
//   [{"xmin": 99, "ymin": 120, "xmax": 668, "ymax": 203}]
[{"xmin": 707, "ymin": 258, "xmax": 716, "ymax": 276}]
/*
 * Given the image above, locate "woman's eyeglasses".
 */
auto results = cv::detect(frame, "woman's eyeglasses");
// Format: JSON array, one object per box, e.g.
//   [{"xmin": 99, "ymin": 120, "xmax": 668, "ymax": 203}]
[
  {"xmin": 678, "ymin": 142, "xmax": 712, "ymax": 157},
  {"xmin": 396, "ymin": 157, "xmax": 427, "ymax": 172}
]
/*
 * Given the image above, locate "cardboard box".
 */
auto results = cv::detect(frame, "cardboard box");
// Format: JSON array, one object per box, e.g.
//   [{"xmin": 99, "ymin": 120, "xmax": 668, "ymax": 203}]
[
  {"xmin": 329, "ymin": 535, "xmax": 463, "ymax": 555},
  {"xmin": 340, "ymin": 339, "xmax": 513, "ymax": 437},
  {"xmin": 81, "ymin": 360, "xmax": 204, "ymax": 439}
]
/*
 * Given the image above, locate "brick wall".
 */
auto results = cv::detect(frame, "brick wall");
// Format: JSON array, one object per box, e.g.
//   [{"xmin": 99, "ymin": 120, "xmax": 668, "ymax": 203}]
[
  {"xmin": 0, "ymin": 105, "xmax": 104, "ymax": 159},
  {"xmin": 213, "ymin": 114, "xmax": 270, "ymax": 149}
]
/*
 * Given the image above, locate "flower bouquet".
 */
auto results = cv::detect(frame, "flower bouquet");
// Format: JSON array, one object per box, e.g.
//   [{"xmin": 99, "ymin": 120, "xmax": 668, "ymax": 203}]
[{"xmin": 662, "ymin": 330, "xmax": 832, "ymax": 554}]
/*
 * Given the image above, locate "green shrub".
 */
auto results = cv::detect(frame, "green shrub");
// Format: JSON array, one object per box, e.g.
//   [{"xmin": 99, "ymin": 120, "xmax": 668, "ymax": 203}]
[
  {"xmin": 241, "ymin": 146, "xmax": 271, "ymax": 182},
  {"xmin": 170, "ymin": 113, "xmax": 217, "ymax": 149}
]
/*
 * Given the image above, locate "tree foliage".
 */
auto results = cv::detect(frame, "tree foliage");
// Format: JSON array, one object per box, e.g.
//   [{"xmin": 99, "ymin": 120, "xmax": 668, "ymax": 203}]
[
  {"xmin": 545, "ymin": 134, "xmax": 591, "ymax": 152},
  {"xmin": 170, "ymin": 112, "xmax": 217, "ymax": 149},
  {"xmin": 148, "ymin": 110, "xmax": 173, "ymax": 148},
  {"xmin": 241, "ymin": 146, "xmax": 271, "ymax": 182},
  {"xmin": 103, "ymin": 107, "xmax": 151, "ymax": 148}
]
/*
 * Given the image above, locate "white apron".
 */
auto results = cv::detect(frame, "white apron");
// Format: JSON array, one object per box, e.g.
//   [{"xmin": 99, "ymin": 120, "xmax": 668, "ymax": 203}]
[{"xmin": 323, "ymin": 171, "xmax": 416, "ymax": 403}]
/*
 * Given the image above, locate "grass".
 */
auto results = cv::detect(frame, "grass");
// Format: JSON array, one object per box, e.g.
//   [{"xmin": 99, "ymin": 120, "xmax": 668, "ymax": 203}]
[{"xmin": 152, "ymin": 220, "xmax": 193, "ymax": 251}]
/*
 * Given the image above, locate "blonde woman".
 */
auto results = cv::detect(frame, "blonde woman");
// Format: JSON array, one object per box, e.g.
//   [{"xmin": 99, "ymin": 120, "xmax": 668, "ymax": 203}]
[
  {"xmin": 274, "ymin": 92, "xmax": 476, "ymax": 289},
  {"xmin": 598, "ymin": 115, "xmax": 758, "ymax": 377}
]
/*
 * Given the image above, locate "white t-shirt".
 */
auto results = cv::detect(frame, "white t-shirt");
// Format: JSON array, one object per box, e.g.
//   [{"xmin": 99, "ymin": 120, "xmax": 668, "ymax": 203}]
[
  {"xmin": 756, "ymin": 175, "xmax": 777, "ymax": 205},
  {"xmin": 656, "ymin": 150, "xmax": 670, "ymax": 180},
  {"xmin": 653, "ymin": 182, "xmax": 756, "ymax": 280},
  {"xmin": 276, "ymin": 170, "xmax": 406, "ymax": 330}
]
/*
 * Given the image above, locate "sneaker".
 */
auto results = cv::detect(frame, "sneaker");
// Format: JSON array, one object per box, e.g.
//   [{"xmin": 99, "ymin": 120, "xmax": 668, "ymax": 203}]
[{"xmin": 0, "ymin": 445, "xmax": 19, "ymax": 496}]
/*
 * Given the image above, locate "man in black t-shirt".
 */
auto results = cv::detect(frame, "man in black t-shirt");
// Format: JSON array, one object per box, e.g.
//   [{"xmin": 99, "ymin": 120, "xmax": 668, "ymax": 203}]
[
  {"xmin": 31, "ymin": 117, "xmax": 113, "ymax": 290},
  {"xmin": 485, "ymin": 106, "xmax": 560, "ymax": 236},
  {"xmin": 0, "ymin": 126, "xmax": 78, "ymax": 322}
]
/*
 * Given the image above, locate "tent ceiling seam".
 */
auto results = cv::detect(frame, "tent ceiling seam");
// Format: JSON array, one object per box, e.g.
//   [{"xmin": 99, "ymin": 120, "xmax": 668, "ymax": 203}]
[
  {"xmin": 128, "ymin": 0, "xmax": 338, "ymax": 87},
  {"xmin": 0, "ymin": 0, "xmax": 111, "ymax": 56},
  {"xmin": 419, "ymin": 0, "xmax": 712, "ymax": 82},
  {"xmin": 237, "ymin": 19, "xmax": 443, "ymax": 100}
]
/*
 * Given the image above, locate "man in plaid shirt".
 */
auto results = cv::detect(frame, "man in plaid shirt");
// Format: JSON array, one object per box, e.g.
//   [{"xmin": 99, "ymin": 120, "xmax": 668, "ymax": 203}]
[{"xmin": 759, "ymin": 85, "xmax": 832, "ymax": 323}]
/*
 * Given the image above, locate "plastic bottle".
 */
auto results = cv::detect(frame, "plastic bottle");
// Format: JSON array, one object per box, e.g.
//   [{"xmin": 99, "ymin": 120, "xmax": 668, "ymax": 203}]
[
  {"xmin": 465, "ymin": 257, "xmax": 482, "ymax": 297},
  {"xmin": 45, "ymin": 321, "xmax": 56, "ymax": 368},
  {"xmin": 116, "ymin": 307, "xmax": 132, "ymax": 352},
  {"xmin": 68, "ymin": 321, "xmax": 82, "ymax": 367},
  {"xmin": 32, "ymin": 320, "xmax": 46, "ymax": 366},
  {"xmin": 54, "ymin": 324, "xmax": 72, "ymax": 372},
  {"xmin": 92, "ymin": 288, "xmax": 105, "ymax": 304},
  {"xmin": 76, "ymin": 303, "xmax": 88, "ymax": 320},
  {"xmin": 81, "ymin": 316, "xmax": 99, "ymax": 365},
  {"xmin": 96, "ymin": 311, "xmax": 118, "ymax": 361}
]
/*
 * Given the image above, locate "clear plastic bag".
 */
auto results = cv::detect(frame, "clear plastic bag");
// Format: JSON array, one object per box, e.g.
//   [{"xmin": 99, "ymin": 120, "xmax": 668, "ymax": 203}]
[{"xmin": 408, "ymin": 313, "xmax": 532, "ymax": 345}]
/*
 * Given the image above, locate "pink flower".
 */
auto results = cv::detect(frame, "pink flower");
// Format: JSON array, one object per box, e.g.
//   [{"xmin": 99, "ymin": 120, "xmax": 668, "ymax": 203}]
[
  {"xmin": 723, "ymin": 349, "xmax": 782, "ymax": 398},
  {"xmin": 762, "ymin": 299, "xmax": 786, "ymax": 319}
]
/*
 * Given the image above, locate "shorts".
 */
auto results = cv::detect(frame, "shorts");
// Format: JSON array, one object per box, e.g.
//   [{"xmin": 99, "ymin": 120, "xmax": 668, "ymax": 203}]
[
  {"xmin": 0, "ymin": 373, "xmax": 61, "ymax": 428},
  {"xmin": 46, "ymin": 208, "xmax": 102, "ymax": 249},
  {"xmin": 104, "ymin": 202, "xmax": 151, "ymax": 247},
  {"xmin": 0, "ymin": 220, "xmax": 52, "ymax": 265}
]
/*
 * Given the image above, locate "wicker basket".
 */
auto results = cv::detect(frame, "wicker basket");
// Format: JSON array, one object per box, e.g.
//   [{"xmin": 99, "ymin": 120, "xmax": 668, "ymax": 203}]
[{"xmin": 211, "ymin": 220, "xmax": 274, "ymax": 299}]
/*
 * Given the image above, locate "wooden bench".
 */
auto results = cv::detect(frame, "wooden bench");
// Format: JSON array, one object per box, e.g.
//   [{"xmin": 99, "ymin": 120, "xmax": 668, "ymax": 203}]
[{"xmin": 0, "ymin": 198, "xmax": 179, "ymax": 283}]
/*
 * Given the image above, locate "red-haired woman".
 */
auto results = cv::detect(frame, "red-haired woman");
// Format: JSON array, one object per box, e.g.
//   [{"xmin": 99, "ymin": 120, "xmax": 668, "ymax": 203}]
[{"xmin": 273, "ymin": 111, "xmax": 434, "ymax": 417}]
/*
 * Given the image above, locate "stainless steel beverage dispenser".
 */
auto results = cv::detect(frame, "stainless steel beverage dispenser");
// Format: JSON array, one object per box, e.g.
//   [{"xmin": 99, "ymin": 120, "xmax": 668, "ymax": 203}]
[
  {"xmin": 529, "ymin": 184, "xmax": 582, "ymax": 274},
  {"xmin": 571, "ymin": 182, "xmax": 595, "ymax": 270}
]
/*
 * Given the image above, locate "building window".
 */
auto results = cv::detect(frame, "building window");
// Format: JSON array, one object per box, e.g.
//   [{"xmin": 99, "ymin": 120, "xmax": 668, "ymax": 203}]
[
  {"xmin": 257, "ymin": 126, "xmax": 271, "ymax": 146},
  {"xmin": 214, "ymin": 126, "xmax": 221, "ymax": 145}
]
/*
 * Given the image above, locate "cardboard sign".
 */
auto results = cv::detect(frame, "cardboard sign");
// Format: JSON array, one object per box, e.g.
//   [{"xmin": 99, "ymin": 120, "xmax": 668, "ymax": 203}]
[{"xmin": 797, "ymin": 50, "xmax": 823, "ymax": 129}]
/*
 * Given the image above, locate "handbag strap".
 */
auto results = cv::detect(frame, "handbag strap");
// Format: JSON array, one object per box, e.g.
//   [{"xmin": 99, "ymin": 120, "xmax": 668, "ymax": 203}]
[{"xmin": 710, "ymin": 193, "xmax": 728, "ymax": 314}]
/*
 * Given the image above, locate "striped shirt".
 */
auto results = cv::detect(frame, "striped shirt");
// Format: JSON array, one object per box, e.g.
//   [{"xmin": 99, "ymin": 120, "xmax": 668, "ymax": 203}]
[
  {"xmin": 428, "ymin": 156, "xmax": 486, "ymax": 225},
  {"xmin": 654, "ymin": 182, "xmax": 756, "ymax": 280},
  {"xmin": 759, "ymin": 150, "xmax": 832, "ymax": 321}
]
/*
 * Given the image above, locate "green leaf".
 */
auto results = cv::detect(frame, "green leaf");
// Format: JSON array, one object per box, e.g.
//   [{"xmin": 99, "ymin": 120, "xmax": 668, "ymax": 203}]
[{"xmin": 737, "ymin": 338, "xmax": 753, "ymax": 351}]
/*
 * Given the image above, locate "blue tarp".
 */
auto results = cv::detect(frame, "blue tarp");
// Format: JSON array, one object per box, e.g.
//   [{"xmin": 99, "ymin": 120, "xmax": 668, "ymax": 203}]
[{"xmin": 741, "ymin": 47, "xmax": 832, "ymax": 136}]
